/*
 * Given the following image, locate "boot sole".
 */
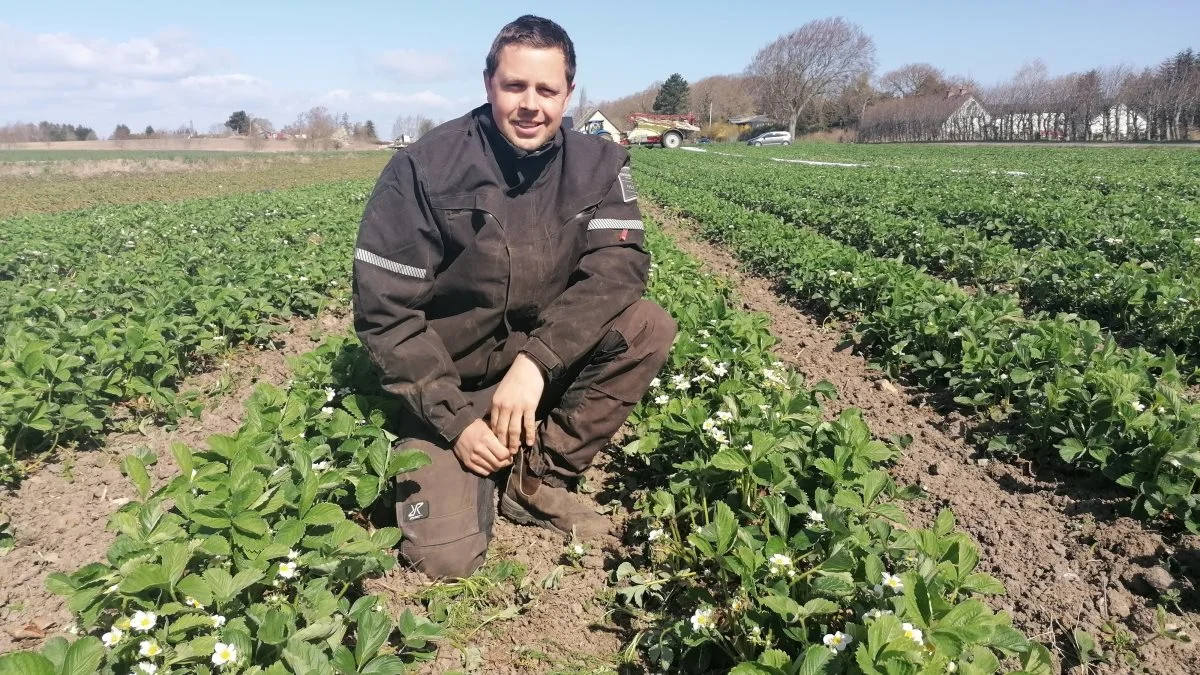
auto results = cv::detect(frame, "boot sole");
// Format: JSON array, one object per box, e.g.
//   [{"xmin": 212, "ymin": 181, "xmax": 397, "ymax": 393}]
[{"xmin": 499, "ymin": 493, "xmax": 570, "ymax": 538}]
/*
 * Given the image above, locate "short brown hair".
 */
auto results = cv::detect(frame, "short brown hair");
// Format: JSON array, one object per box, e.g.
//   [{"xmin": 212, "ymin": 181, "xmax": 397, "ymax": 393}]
[{"xmin": 485, "ymin": 15, "xmax": 576, "ymax": 85}]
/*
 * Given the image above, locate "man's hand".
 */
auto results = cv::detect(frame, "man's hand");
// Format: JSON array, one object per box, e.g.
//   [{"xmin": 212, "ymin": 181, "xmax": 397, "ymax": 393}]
[
  {"xmin": 453, "ymin": 419, "xmax": 513, "ymax": 476},
  {"xmin": 490, "ymin": 353, "xmax": 546, "ymax": 453}
]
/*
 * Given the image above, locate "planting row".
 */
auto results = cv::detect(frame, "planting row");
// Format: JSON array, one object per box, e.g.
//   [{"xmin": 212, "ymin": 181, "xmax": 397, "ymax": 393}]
[
  {"xmin": 635, "ymin": 153, "xmax": 1200, "ymax": 364},
  {"xmin": 634, "ymin": 167, "xmax": 1200, "ymax": 534},
  {"xmin": 609, "ymin": 225, "xmax": 1048, "ymax": 673},
  {"xmin": 0, "ymin": 182, "xmax": 373, "ymax": 481},
  {"xmin": 650, "ymin": 150, "xmax": 1200, "ymax": 273}
]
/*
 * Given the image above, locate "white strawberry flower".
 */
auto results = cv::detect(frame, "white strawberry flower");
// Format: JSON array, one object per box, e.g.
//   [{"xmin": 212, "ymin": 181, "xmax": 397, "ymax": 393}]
[
  {"xmin": 702, "ymin": 418, "xmax": 718, "ymax": 432},
  {"xmin": 709, "ymin": 428, "xmax": 728, "ymax": 445},
  {"xmin": 823, "ymin": 630, "xmax": 852, "ymax": 652},
  {"xmin": 321, "ymin": 406, "xmax": 334, "ymax": 416},
  {"xmin": 101, "ymin": 627, "xmax": 124, "ymax": 647},
  {"xmin": 743, "ymin": 443, "xmax": 753, "ymax": 451},
  {"xmin": 647, "ymin": 528, "xmax": 664, "ymax": 542},
  {"xmin": 863, "ymin": 608, "xmax": 893, "ymax": 620},
  {"xmin": 212, "ymin": 642, "xmax": 238, "ymax": 666},
  {"xmin": 698, "ymin": 329, "xmax": 711, "ymax": 338},
  {"xmin": 808, "ymin": 510, "xmax": 824, "ymax": 524},
  {"xmin": 211, "ymin": 614, "xmax": 226, "ymax": 628},
  {"xmin": 768, "ymin": 553, "xmax": 793, "ymax": 575},
  {"xmin": 184, "ymin": 596, "xmax": 202, "ymax": 608},
  {"xmin": 130, "ymin": 611, "xmax": 157, "ymax": 632},
  {"xmin": 136, "ymin": 663, "xmax": 159, "ymax": 674},
  {"xmin": 139, "ymin": 640, "xmax": 162, "ymax": 657},
  {"xmin": 311, "ymin": 460, "xmax": 329, "ymax": 472},
  {"xmin": 650, "ymin": 377, "xmax": 661, "ymax": 389},
  {"xmin": 881, "ymin": 572, "xmax": 904, "ymax": 594},
  {"xmin": 1133, "ymin": 401, "xmax": 1146, "ymax": 412},
  {"xmin": 278, "ymin": 561, "xmax": 298, "ymax": 579},
  {"xmin": 715, "ymin": 410, "xmax": 733, "ymax": 422},
  {"xmin": 671, "ymin": 374, "xmax": 690, "ymax": 391},
  {"xmin": 712, "ymin": 362, "xmax": 728, "ymax": 377},
  {"xmin": 325, "ymin": 387, "xmax": 336, "ymax": 402},
  {"xmin": 692, "ymin": 373, "xmax": 715, "ymax": 384},
  {"xmin": 946, "ymin": 662, "xmax": 958, "ymax": 673},
  {"xmin": 288, "ymin": 549, "xmax": 300, "ymax": 560},
  {"xmin": 654, "ymin": 394, "xmax": 670, "ymax": 405},
  {"xmin": 902, "ymin": 622, "xmax": 924, "ymax": 645},
  {"xmin": 690, "ymin": 607, "xmax": 715, "ymax": 631}
]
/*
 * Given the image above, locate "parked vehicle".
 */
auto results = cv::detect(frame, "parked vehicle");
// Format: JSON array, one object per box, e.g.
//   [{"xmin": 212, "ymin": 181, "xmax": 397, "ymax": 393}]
[
  {"xmin": 388, "ymin": 134, "xmax": 414, "ymax": 149},
  {"xmin": 582, "ymin": 119, "xmax": 615, "ymax": 141},
  {"xmin": 746, "ymin": 131, "xmax": 792, "ymax": 146}
]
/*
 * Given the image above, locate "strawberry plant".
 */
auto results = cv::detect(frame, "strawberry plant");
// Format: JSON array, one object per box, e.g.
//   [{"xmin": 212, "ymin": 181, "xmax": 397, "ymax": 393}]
[
  {"xmin": 0, "ymin": 337, "xmax": 444, "ymax": 674},
  {"xmin": 634, "ymin": 163, "xmax": 1200, "ymax": 534},
  {"xmin": 610, "ymin": 226, "xmax": 1050, "ymax": 673}
]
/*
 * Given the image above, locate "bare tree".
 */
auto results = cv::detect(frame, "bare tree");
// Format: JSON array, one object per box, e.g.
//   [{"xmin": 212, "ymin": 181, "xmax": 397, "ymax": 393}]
[
  {"xmin": 878, "ymin": 63, "xmax": 948, "ymax": 97},
  {"xmin": 392, "ymin": 114, "xmax": 426, "ymax": 141},
  {"xmin": 689, "ymin": 74, "xmax": 757, "ymax": 124},
  {"xmin": 286, "ymin": 106, "xmax": 337, "ymax": 149},
  {"xmin": 746, "ymin": 17, "xmax": 876, "ymax": 137},
  {"xmin": 573, "ymin": 86, "xmax": 589, "ymax": 125}
]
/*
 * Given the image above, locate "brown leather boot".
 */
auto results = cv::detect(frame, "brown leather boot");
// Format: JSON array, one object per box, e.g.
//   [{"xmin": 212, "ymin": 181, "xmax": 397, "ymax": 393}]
[{"xmin": 500, "ymin": 450, "xmax": 613, "ymax": 540}]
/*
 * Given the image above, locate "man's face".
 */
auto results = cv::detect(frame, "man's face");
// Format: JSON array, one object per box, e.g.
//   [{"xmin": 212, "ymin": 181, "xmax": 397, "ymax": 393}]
[{"xmin": 484, "ymin": 44, "xmax": 574, "ymax": 151}]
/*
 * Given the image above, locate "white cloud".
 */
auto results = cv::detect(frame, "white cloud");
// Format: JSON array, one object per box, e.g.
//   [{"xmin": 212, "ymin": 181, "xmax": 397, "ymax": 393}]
[
  {"xmin": 318, "ymin": 88, "xmax": 353, "ymax": 104},
  {"xmin": 368, "ymin": 90, "xmax": 455, "ymax": 107},
  {"xmin": 375, "ymin": 49, "xmax": 457, "ymax": 81},
  {"xmin": 0, "ymin": 23, "xmax": 219, "ymax": 80},
  {"xmin": 0, "ymin": 23, "xmax": 279, "ymax": 131}
]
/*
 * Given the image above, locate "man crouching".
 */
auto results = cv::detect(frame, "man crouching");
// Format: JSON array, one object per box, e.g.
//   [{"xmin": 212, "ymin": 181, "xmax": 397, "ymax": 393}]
[{"xmin": 352, "ymin": 15, "xmax": 676, "ymax": 577}]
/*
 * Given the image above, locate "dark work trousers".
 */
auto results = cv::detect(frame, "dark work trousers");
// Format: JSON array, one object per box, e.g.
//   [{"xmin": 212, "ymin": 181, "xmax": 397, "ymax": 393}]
[{"xmin": 393, "ymin": 299, "xmax": 676, "ymax": 578}]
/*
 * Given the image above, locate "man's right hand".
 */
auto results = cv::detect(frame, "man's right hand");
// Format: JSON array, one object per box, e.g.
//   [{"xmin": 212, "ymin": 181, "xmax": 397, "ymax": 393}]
[{"xmin": 452, "ymin": 419, "xmax": 513, "ymax": 476}]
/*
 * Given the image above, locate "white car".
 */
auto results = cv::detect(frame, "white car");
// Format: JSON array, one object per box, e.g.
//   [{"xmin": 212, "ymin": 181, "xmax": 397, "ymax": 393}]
[{"xmin": 746, "ymin": 131, "xmax": 792, "ymax": 146}]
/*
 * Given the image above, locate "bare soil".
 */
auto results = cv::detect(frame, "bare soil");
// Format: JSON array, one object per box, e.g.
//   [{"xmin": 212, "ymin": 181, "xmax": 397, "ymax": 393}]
[
  {"xmin": 0, "ymin": 313, "xmax": 344, "ymax": 652},
  {"xmin": 0, "ymin": 156, "xmax": 319, "ymax": 180},
  {"xmin": 367, "ymin": 455, "xmax": 629, "ymax": 675},
  {"xmin": 648, "ymin": 201, "xmax": 1198, "ymax": 675}
]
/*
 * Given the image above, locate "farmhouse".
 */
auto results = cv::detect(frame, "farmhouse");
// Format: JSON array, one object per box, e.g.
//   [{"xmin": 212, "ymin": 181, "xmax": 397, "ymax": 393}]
[
  {"xmin": 728, "ymin": 114, "xmax": 775, "ymax": 131},
  {"xmin": 575, "ymin": 109, "xmax": 623, "ymax": 138},
  {"xmin": 1090, "ymin": 104, "xmax": 1149, "ymax": 140},
  {"xmin": 858, "ymin": 91, "xmax": 990, "ymax": 142}
]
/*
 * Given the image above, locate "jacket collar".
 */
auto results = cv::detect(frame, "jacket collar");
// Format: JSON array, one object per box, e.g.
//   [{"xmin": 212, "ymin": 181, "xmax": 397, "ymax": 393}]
[{"xmin": 474, "ymin": 104, "xmax": 562, "ymax": 192}]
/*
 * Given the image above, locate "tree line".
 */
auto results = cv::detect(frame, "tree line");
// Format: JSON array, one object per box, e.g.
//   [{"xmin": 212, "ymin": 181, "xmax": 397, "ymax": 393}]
[
  {"xmin": 587, "ymin": 18, "xmax": 1198, "ymax": 143},
  {"xmin": 0, "ymin": 108, "xmax": 382, "ymax": 148}
]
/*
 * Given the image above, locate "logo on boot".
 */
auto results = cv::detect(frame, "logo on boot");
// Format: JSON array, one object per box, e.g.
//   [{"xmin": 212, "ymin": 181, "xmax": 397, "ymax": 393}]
[{"xmin": 405, "ymin": 501, "xmax": 429, "ymax": 522}]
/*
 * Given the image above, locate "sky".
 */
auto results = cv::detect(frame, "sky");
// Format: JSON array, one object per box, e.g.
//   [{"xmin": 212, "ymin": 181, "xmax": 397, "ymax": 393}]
[{"xmin": 2, "ymin": 0, "xmax": 1196, "ymax": 137}]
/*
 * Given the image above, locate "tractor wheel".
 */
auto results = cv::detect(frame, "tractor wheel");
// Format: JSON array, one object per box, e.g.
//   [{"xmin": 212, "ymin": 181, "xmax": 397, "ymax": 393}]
[
  {"xmin": 661, "ymin": 131, "xmax": 683, "ymax": 149},
  {"xmin": 597, "ymin": 131, "xmax": 613, "ymax": 141}
]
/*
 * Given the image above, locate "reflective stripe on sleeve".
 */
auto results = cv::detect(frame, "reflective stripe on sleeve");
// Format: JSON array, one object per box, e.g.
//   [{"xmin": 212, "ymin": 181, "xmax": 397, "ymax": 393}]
[
  {"xmin": 354, "ymin": 248, "xmax": 427, "ymax": 279},
  {"xmin": 587, "ymin": 219, "xmax": 645, "ymax": 231}
]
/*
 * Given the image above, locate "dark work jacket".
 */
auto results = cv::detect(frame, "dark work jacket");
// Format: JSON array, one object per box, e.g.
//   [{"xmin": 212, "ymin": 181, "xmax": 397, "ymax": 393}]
[{"xmin": 352, "ymin": 104, "xmax": 649, "ymax": 444}]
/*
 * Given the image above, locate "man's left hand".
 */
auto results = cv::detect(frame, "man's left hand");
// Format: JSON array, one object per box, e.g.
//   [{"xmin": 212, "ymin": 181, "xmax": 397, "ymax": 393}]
[{"xmin": 490, "ymin": 353, "xmax": 546, "ymax": 453}]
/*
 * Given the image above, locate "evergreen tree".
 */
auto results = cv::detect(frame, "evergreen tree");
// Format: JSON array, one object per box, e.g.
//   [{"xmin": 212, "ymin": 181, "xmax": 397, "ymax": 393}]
[
  {"xmin": 653, "ymin": 73, "xmax": 690, "ymax": 114},
  {"xmin": 226, "ymin": 111, "xmax": 250, "ymax": 135}
]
